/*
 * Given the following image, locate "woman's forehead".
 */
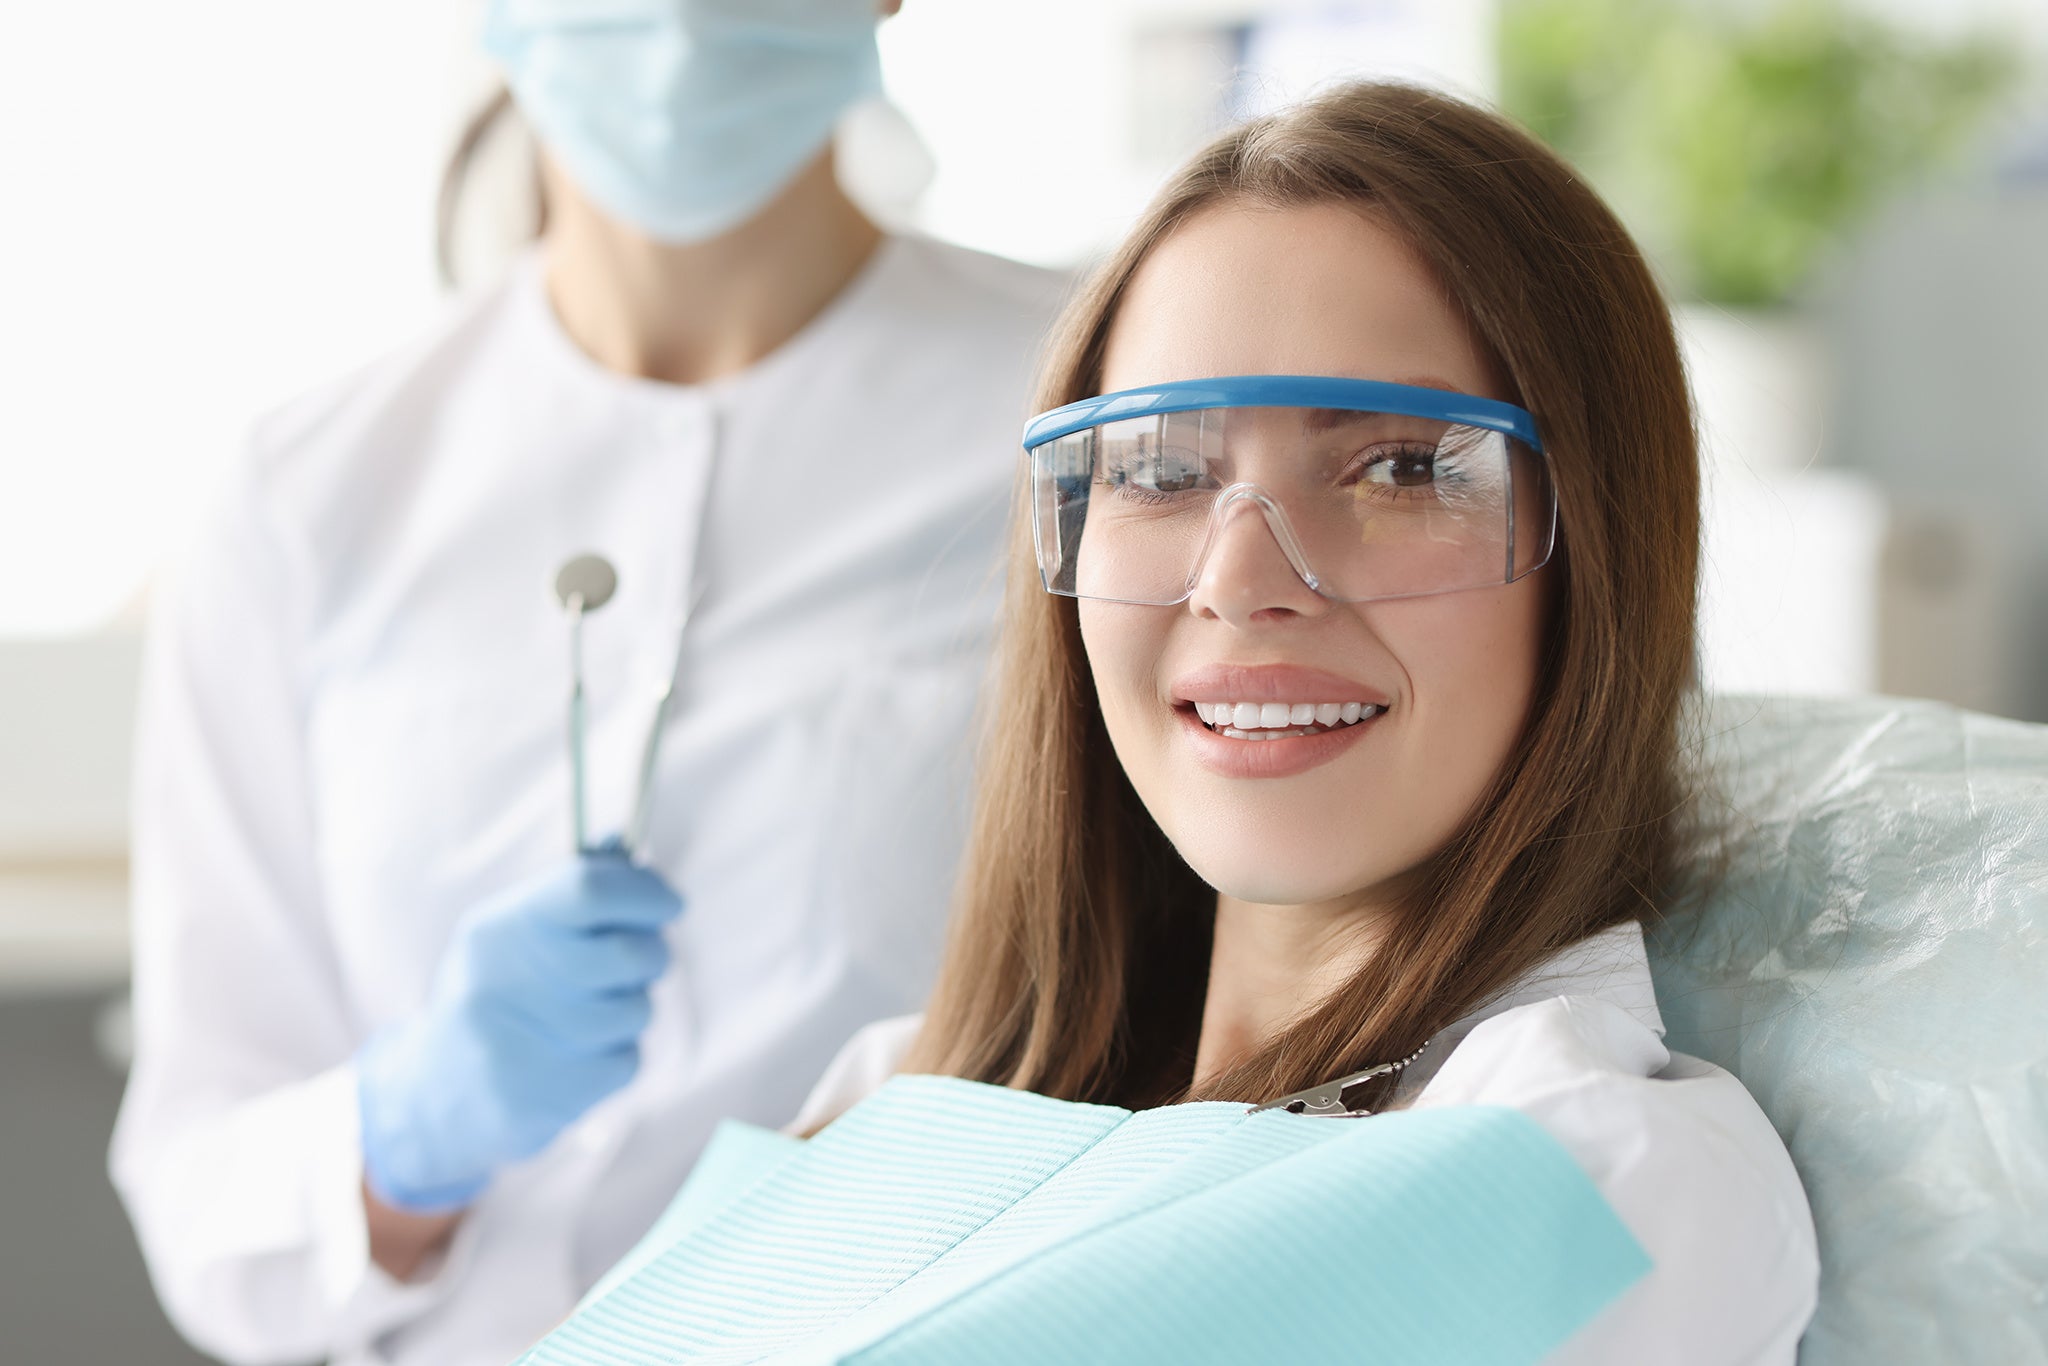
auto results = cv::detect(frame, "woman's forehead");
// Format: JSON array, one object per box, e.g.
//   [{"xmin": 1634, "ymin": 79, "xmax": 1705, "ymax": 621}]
[{"xmin": 1100, "ymin": 201, "xmax": 1502, "ymax": 402}]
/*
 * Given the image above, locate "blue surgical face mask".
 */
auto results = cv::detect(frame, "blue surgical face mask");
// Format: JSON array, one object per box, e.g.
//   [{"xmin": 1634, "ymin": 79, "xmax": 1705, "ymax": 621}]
[{"xmin": 483, "ymin": 0, "xmax": 885, "ymax": 244}]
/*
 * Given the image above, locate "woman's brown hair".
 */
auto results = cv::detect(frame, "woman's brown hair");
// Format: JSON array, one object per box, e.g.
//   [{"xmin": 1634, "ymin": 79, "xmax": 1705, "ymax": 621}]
[{"xmin": 901, "ymin": 80, "xmax": 1700, "ymax": 1112}]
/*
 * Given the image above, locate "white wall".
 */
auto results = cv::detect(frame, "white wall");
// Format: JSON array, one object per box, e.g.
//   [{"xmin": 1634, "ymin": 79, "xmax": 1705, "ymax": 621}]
[
  {"xmin": 0, "ymin": 2, "xmax": 489, "ymax": 638},
  {"xmin": 879, "ymin": 0, "xmax": 1495, "ymax": 268},
  {"xmin": 0, "ymin": 638, "xmax": 138, "ymax": 986},
  {"xmin": 1821, "ymin": 188, "xmax": 2048, "ymax": 720}
]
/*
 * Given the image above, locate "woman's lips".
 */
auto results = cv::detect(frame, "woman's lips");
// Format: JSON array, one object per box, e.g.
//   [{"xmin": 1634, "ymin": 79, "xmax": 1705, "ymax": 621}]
[{"xmin": 1174, "ymin": 699, "xmax": 1385, "ymax": 779}]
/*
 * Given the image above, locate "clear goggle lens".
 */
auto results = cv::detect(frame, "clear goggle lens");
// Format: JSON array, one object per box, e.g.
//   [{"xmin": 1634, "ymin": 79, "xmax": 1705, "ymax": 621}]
[{"xmin": 1027, "ymin": 390, "xmax": 1554, "ymax": 606}]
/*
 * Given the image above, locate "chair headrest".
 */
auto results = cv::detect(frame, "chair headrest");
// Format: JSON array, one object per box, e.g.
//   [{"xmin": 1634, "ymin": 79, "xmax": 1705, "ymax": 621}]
[{"xmin": 1650, "ymin": 693, "xmax": 2048, "ymax": 1365}]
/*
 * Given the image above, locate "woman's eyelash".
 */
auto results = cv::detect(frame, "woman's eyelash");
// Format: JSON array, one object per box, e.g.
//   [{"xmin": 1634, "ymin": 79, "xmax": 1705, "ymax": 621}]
[{"xmin": 1351, "ymin": 444, "xmax": 1444, "ymax": 485}]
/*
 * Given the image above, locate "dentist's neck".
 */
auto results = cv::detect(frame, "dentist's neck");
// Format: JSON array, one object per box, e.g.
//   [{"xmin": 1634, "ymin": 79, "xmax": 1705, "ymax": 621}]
[
  {"xmin": 541, "ymin": 148, "xmax": 884, "ymax": 387},
  {"xmin": 1191, "ymin": 892, "xmax": 1389, "ymax": 1089}
]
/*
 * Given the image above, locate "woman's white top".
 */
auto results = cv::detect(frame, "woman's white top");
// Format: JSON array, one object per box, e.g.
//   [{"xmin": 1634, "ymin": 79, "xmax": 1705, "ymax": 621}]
[
  {"xmin": 791, "ymin": 922, "xmax": 1820, "ymax": 1365},
  {"xmin": 110, "ymin": 234, "xmax": 1067, "ymax": 1366}
]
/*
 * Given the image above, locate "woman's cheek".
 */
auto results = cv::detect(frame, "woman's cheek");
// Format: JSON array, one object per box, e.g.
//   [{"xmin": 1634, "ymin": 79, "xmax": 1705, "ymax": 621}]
[{"xmin": 1078, "ymin": 600, "xmax": 1170, "ymax": 775}]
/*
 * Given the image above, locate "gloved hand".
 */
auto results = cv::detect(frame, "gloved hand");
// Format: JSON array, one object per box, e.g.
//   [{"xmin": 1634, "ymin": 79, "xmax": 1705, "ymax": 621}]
[{"xmin": 357, "ymin": 840, "xmax": 682, "ymax": 1212}]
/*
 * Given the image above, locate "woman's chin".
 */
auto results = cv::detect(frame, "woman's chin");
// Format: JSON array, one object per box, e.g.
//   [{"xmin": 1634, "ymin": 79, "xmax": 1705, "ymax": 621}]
[
  {"xmin": 1161, "ymin": 806, "xmax": 1433, "ymax": 912},
  {"xmin": 1177, "ymin": 851, "xmax": 1378, "ymax": 912}
]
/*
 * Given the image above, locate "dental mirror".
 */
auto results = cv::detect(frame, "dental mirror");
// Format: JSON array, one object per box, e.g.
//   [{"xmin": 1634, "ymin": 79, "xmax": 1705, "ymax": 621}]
[
  {"xmin": 553, "ymin": 554, "xmax": 617, "ymax": 615},
  {"xmin": 554, "ymin": 553, "xmax": 618, "ymax": 854}
]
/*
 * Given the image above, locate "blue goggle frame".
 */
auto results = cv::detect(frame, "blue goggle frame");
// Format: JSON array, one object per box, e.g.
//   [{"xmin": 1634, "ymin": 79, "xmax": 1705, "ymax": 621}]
[{"xmin": 1022, "ymin": 375, "xmax": 1544, "ymax": 455}]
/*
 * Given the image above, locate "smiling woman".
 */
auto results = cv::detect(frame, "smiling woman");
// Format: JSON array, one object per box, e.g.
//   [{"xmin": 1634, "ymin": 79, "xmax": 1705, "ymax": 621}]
[
  {"xmin": 902, "ymin": 84, "xmax": 1700, "ymax": 1114},
  {"xmin": 779, "ymin": 79, "xmax": 1819, "ymax": 1363}
]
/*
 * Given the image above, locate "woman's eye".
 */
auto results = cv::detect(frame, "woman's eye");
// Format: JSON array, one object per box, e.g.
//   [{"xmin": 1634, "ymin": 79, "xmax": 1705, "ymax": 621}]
[{"xmin": 1359, "ymin": 446, "xmax": 1441, "ymax": 488}]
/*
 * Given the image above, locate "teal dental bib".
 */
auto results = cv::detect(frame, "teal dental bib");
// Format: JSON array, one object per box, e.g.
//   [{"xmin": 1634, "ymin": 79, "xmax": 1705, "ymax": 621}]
[{"xmin": 522, "ymin": 1075, "xmax": 1648, "ymax": 1364}]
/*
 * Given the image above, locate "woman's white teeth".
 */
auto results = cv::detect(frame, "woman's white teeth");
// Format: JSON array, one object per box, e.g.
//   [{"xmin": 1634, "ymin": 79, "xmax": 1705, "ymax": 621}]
[{"xmin": 1191, "ymin": 700, "xmax": 1384, "ymax": 735}]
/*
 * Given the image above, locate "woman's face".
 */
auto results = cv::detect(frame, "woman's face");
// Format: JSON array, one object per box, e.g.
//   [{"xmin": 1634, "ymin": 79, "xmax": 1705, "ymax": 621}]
[{"xmin": 1082, "ymin": 201, "xmax": 1548, "ymax": 912}]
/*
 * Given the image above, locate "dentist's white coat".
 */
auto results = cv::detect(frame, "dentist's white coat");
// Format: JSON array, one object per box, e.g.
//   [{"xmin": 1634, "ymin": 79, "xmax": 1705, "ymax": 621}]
[{"xmin": 111, "ymin": 233, "xmax": 1066, "ymax": 1366}]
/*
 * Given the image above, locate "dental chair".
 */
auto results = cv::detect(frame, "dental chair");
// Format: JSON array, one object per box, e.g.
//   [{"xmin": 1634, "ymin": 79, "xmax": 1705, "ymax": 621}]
[{"xmin": 1650, "ymin": 693, "xmax": 2048, "ymax": 1364}]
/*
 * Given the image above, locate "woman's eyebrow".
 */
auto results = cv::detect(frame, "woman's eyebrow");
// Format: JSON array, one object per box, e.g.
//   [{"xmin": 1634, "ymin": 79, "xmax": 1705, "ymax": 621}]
[
  {"xmin": 1297, "ymin": 407, "xmax": 1429, "ymax": 434},
  {"xmin": 1300, "ymin": 408, "xmax": 1376, "ymax": 433}
]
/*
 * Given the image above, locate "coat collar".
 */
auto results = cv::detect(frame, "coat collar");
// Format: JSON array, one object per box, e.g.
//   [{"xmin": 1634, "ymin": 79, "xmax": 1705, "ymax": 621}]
[
  {"xmin": 1468, "ymin": 920, "xmax": 1664, "ymax": 1039},
  {"xmin": 1393, "ymin": 921, "xmax": 1665, "ymax": 1101}
]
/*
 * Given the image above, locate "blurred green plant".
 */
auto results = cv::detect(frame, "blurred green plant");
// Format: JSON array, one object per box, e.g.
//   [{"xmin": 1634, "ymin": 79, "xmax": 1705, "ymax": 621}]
[{"xmin": 1500, "ymin": 0, "xmax": 2024, "ymax": 305}]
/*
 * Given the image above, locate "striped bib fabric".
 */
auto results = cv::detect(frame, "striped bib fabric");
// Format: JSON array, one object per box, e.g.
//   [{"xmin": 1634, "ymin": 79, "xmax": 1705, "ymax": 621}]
[{"xmin": 520, "ymin": 1075, "xmax": 1649, "ymax": 1365}]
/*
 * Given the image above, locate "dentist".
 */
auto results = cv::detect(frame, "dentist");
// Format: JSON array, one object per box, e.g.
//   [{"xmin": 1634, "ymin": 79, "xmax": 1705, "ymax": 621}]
[{"xmin": 110, "ymin": 3, "xmax": 1065, "ymax": 1363}]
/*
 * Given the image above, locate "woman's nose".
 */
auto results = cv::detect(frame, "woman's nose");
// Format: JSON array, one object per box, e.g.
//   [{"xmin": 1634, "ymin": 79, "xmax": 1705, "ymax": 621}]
[{"xmin": 1184, "ymin": 489, "xmax": 1326, "ymax": 625}]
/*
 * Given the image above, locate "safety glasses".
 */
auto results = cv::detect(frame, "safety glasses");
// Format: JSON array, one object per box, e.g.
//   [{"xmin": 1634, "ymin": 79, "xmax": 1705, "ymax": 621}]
[{"xmin": 1023, "ymin": 376, "xmax": 1556, "ymax": 606}]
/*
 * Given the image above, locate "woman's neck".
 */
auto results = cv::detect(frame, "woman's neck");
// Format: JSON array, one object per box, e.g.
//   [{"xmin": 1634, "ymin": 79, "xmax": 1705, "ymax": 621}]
[
  {"xmin": 540, "ymin": 150, "xmax": 884, "ymax": 386},
  {"xmin": 1191, "ymin": 892, "xmax": 1388, "ymax": 1088}
]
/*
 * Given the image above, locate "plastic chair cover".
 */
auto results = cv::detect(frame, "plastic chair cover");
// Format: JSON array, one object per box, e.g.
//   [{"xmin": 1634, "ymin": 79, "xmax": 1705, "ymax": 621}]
[{"xmin": 1652, "ymin": 693, "xmax": 2048, "ymax": 1364}]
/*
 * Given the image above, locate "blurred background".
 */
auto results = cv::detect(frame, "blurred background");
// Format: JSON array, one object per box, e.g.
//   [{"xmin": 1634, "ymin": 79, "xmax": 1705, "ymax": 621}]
[{"xmin": 1, "ymin": 0, "xmax": 2042, "ymax": 1359}]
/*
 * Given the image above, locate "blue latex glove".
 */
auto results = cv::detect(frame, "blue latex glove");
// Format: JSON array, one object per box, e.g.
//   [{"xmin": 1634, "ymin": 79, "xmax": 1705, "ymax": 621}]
[{"xmin": 357, "ymin": 841, "xmax": 682, "ymax": 1212}]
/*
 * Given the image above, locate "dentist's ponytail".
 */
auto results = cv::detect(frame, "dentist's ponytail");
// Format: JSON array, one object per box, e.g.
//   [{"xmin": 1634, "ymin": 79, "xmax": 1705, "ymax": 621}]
[{"xmin": 434, "ymin": 86, "xmax": 548, "ymax": 290}]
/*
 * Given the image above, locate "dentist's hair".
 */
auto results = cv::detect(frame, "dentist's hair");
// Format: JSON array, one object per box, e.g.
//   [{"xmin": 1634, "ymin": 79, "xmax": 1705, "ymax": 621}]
[{"xmin": 905, "ymin": 81, "xmax": 1700, "ymax": 1111}]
